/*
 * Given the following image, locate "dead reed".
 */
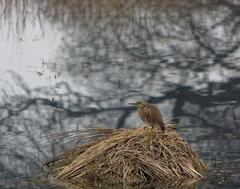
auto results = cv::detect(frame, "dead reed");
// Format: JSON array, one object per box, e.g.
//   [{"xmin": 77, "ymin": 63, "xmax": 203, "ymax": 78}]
[{"xmin": 45, "ymin": 122, "xmax": 206, "ymax": 186}]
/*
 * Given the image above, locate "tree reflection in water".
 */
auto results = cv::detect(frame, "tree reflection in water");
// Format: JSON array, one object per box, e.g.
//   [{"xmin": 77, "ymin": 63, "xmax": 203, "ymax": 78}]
[{"xmin": 0, "ymin": 0, "xmax": 240, "ymax": 188}]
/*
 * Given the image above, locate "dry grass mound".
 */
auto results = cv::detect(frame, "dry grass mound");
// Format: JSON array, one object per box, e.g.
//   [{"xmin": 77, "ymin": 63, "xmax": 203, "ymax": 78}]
[{"xmin": 45, "ymin": 122, "xmax": 206, "ymax": 186}]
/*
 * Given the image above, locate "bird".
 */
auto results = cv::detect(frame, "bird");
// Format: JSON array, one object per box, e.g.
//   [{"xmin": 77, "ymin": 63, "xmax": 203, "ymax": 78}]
[{"xmin": 129, "ymin": 101, "xmax": 165, "ymax": 131}]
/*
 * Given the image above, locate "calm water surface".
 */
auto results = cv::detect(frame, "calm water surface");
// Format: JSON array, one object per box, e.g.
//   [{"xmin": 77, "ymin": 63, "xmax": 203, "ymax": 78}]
[{"xmin": 0, "ymin": 1, "xmax": 240, "ymax": 189}]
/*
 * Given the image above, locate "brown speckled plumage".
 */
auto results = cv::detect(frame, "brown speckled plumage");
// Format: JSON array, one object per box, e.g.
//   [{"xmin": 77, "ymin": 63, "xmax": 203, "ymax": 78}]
[{"xmin": 131, "ymin": 101, "xmax": 165, "ymax": 131}]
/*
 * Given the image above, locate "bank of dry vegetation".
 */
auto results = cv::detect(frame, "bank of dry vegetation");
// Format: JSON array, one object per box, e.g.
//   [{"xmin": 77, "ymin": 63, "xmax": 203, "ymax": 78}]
[{"xmin": 45, "ymin": 122, "xmax": 206, "ymax": 186}]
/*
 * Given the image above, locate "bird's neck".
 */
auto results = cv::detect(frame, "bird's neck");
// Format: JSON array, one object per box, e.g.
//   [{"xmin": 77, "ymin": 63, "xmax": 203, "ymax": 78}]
[{"xmin": 138, "ymin": 104, "xmax": 146, "ymax": 109}]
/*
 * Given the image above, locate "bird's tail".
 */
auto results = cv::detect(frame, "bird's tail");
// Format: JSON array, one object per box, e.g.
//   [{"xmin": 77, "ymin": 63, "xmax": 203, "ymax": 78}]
[{"xmin": 158, "ymin": 119, "xmax": 165, "ymax": 131}]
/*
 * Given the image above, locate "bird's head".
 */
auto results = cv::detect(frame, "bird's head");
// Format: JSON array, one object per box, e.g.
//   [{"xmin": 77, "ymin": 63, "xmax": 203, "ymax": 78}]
[{"xmin": 129, "ymin": 100, "xmax": 147, "ymax": 108}]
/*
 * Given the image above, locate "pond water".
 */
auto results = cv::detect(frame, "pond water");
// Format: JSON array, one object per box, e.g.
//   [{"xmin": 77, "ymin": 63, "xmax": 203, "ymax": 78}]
[{"xmin": 0, "ymin": 1, "xmax": 240, "ymax": 189}]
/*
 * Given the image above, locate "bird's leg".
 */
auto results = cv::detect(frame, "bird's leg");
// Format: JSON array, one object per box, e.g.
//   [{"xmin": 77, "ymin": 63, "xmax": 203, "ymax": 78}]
[
  {"xmin": 143, "ymin": 124, "xmax": 148, "ymax": 129},
  {"xmin": 142, "ymin": 124, "xmax": 148, "ymax": 129},
  {"xmin": 151, "ymin": 125, "xmax": 154, "ymax": 131}
]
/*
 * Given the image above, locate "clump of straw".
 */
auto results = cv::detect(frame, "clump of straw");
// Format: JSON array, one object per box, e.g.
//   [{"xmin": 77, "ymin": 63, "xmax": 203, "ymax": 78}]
[{"xmin": 45, "ymin": 122, "xmax": 206, "ymax": 186}]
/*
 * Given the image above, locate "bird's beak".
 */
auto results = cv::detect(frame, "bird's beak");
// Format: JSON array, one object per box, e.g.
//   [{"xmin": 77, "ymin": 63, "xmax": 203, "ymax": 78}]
[{"xmin": 129, "ymin": 102, "xmax": 137, "ymax": 106}]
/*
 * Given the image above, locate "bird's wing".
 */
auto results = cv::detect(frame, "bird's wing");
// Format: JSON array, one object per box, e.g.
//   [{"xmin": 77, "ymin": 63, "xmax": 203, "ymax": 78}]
[
  {"xmin": 149, "ymin": 105, "xmax": 165, "ymax": 130},
  {"xmin": 142, "ymin": 105, "xmax": 155, "ymax": 123}
]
